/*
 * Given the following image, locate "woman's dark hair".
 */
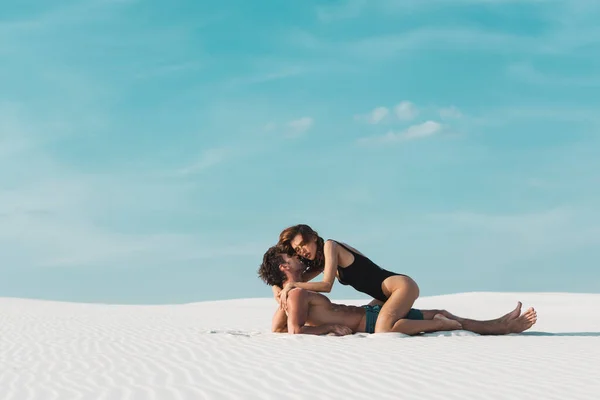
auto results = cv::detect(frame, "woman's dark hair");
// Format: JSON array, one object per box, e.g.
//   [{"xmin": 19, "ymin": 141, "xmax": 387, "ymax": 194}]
[{"xmin": 278, "ymin": 224, "xmax": 325, "ymax": 272}]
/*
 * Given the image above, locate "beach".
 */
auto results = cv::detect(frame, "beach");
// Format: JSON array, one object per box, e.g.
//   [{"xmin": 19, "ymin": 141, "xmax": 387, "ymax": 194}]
[{"xmin": 1, "ymin": 292, "xmax": 599, "ymax": 399}]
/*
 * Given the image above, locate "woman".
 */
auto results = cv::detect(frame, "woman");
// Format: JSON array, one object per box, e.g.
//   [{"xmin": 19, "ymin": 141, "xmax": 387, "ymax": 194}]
[{"xmin": 273, "ymin": 224, "xmax": 442, "ymax": 335}]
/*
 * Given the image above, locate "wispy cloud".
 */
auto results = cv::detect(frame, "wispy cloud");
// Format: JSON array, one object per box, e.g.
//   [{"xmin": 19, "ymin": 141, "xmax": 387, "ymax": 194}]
[
  {"xmin": 133, "ymin": 61, "xmax": 203, "ymax": 80},
  {"xmin": 291, "ymin": 1, "xmax": 600, "ymax": 63},
  {"xmin": 0, "ymin": 159, "xmax": 263, "ymax": 269},
  {"xmin": 285, "ymin": 27, "xmax": 544, "ymax": 66},
  {"xmin": 1, "ymin": 200, "xmax": 262, "ymax": 269},
  {"xmin": 354, "ymin": 106, "xmax": 390, "ymax": 124},
  {"xmin": 355, "ymin": 101, "xmax": 417, "ymax": 124},
  {"xmin": 394, "ymin": 101, "xmax": 418, "ymax": 121},
  {"xmin": 474, "ymin": 105, "xmax": 600, "ymax": 126},
  {"xmin": 0, "ymin": 0, "xmax": 141, "ymax": 47},
  {"xmin": 0, "ymin": 0, "xmax": 213, "ymax": 90},
  {"xmin": 402, "ymin": 120, "xmax": 442, "ymax": 139},
  {"xmin": 260, "ymin": 117, "xmax": 315, "ymax": 138},
  {"xmin": 176, "ymin": 148, "xmax": 229, "ymax": 175},
  {"xmin": 0, "ymin": 172, "xmax": 234, "ymax": 269},
  {"xmin": 358, "ymin": 120, "xmax": 442, "ymax": 145},
  {"xmin": 0, "ymin": 97, "xmax": 258, "ymax": 270},
  {"xmin": 344, "ymin": 29, "xmax": 533, "ymax": 58},
  {"xmin": 381, "ymin": 0, "xmax": 559, "ymax": 11},
  {"xmin": 439, "ymin": 106, "xmax": 463, "ymax": 120},
  {"xmin": 287, "ymin": 117, "xmax": 314, "ymax": 137},
  {"xmin": 226, "ymin": 65, "xmax": 310, "ymax": 87},
  {"xmin": 507, "ymin": 62, "xmax": 600, "ymax": 87},
  {"xmin": 316, "ymin": 0, "xmax": 586, "ymax": 22}
]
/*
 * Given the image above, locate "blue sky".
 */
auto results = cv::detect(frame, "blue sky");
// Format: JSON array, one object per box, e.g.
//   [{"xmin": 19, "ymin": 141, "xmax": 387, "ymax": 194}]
[{"xmin": 1, "ymin": 0, "xmax": 599, "ymax": 304}]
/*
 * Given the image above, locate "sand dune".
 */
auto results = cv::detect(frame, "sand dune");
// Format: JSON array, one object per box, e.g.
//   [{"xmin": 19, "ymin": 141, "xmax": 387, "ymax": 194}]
[{"xmin": 1, "ymin": 292, "xmax": 599, "ymax": 399}]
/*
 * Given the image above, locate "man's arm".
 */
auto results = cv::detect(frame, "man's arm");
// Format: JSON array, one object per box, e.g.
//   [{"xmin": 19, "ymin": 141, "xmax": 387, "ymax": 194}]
[
  {"xmin": 272, "ymin": 301, "xmax": 333, "ymax": 335},
  {"xmin": 285, "ymin": 288, "xmax": 352, "ymax": 336},
  {"xmin": 272, "ymin": 305, "xmax": 337, "ymax": 335},
  {"xmin": 272, "ymin": 307, "xmax": 288, "ymax": 333},
  {"xmin": 288, "ymin": 320, "xmax": 352, "ymax": 336},
  {"xmin": 290, "ymin": 324, "xmax": 335, "ymax": 335}
]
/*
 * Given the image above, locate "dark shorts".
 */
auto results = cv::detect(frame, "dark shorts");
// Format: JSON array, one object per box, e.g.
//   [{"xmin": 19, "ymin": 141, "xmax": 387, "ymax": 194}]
[{"xmin": 362, "ymin": 305, "xmax": 424, "ymax": 334}]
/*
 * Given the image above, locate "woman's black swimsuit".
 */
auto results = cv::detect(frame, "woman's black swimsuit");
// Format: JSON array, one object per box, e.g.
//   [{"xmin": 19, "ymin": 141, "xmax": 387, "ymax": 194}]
[{"xmin": 333, "ymin": 240, "xmax": 403, "ymax": 302}]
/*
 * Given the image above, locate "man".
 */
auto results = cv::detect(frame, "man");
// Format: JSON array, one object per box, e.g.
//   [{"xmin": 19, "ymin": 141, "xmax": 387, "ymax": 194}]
[{"xmin": 258, "ymin": 245, "xmax": 538, "ymax": 336}]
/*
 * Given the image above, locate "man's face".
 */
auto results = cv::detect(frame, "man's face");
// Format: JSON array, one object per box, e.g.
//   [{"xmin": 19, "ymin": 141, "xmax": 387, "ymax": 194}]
[{"xmin": 280, "ymin": 253, "xmax": 304, "ymax": 273}]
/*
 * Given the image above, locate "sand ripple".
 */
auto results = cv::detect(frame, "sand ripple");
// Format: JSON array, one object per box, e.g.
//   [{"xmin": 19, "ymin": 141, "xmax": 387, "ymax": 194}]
[{"xmin": 1, "ymin": 294, "xmax": 599, "ymax": 399}]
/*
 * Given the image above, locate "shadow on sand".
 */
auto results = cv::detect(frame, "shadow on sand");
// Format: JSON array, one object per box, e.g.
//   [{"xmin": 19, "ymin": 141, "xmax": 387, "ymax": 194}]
[{"xmin": 522, "ymin": 332, "xmax": 600, "ymax": 337}]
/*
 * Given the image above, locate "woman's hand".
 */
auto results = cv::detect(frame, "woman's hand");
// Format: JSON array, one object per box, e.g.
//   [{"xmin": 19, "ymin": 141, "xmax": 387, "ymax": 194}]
[{"xmin": 278, "ymin": 282, "xmax": 296, "ymax": 311}]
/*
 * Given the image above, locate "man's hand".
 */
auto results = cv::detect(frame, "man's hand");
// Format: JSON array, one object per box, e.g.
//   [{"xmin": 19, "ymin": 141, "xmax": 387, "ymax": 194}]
[
  {"xmin": 327, "ymin": 324, "xmax": 353, "ymax": 336},
  {"xmin": 278, "ymin": 282, "xmax": 296, "ymax": 311},
  {"xmin": 272, "ymin": 286, "xmax": 282, "ymax": 307}
]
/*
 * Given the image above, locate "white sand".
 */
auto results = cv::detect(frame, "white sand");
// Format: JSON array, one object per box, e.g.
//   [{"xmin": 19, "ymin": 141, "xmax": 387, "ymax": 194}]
[{"xmin": 1, "ymin": 292, "xmax": 599, "ymax": 400}]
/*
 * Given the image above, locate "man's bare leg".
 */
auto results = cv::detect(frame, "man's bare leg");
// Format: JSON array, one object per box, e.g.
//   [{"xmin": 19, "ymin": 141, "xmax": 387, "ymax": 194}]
[
  {"xmin": 442, "ymin": 302, "xmax": 522, "ymax": 324},
  {"xmin": 498, "ymin": 302, "xmax": 522, "ymax": 323},
  {"xmin": 421, "ymin": 303, "xmax": 538, "ymax": 335},
  {"xmin": 388, "ymin": 317, "xmax": 462, "ymax": 335}
]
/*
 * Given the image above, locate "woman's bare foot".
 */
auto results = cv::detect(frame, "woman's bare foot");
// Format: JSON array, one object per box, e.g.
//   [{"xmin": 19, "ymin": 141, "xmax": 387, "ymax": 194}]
[
  {"xmin": 434, "ymin": 314, "xmax": 463, "ymax": 331},
  {"xmin": 498, "ymin": 301, "xmax": 522, "ymax": 323},
  {"xmin": 507, "ymin": 307, "xmax": 537, "ymax": 333}
]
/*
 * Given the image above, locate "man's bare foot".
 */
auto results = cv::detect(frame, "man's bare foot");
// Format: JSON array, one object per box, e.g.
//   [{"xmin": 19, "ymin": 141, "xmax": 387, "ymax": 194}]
[
  {"xmin": 507, "ymin": 307, "xmax": 537, "ymax": 333},
  {"xmin": 498, "ymin": 301, "xmax": 522, "ymax": 323},
  {"xmin": 434, "ymin": 314, "xmax": 463, "ymax": 331}
]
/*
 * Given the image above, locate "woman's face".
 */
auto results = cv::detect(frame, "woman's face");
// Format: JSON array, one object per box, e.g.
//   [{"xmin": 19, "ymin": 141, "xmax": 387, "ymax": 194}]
[{"xmin": 290, "ymin": 233, "xmax": 317, "ymax": 260}]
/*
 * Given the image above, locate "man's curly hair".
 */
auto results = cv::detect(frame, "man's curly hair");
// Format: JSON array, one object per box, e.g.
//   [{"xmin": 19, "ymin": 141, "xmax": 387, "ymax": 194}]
[{"xmin": 258, "ymin": 244, "xmax": 291, "ymax": 287}]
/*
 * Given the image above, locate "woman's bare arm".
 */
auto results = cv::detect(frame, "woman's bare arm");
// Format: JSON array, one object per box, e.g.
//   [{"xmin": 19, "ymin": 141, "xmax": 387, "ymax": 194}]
[{"xmin": 283, "ymin": 240, "xmax": 338, "ymax": 293}]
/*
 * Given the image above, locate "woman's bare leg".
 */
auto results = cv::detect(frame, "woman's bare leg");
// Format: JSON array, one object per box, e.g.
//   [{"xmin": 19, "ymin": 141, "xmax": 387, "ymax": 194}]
[
  {"xmin": 373, "ymin": 276, "xmax": 419, "ymax": 333},
  {"xmin": 373, "ymin": 276, "xmax": 462, "ymax": 334}
]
